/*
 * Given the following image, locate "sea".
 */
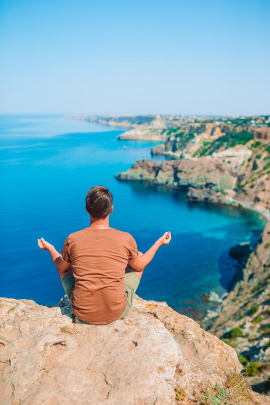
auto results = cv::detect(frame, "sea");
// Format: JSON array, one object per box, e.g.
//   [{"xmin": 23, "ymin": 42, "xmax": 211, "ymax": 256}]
[{"xmin": 0, "ymin": 114, "xmax": 265, "ymax": 320}]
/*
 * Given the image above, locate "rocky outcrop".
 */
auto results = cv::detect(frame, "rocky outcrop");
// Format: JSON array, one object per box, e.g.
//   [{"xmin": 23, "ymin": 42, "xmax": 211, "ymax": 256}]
[
  {"xmin": 253, "ymin": 127, "xmax": 270, "ymax": 141},
  {"xmin": 203, "ymin": 221, "xmax": 270, "ymax": 334},
  {"xmin": 116, "ymin": 158, "xmax": 236, "ymax": 192},
  {"xmin": 150, "ymin": 122, "xmax": 235, "ymax": 158},
  {"xmin": 202, "ymin": 222, "xmax": 270, "ymax": 392},
  {"xmin": 117, "ymin": 127, "xmax": 167, "ymax": 141},
  {"xmin": 117, "ymin": 116, "xmax": 170, "ymax": 141},
  {"xmin": 116, "ymin": 117, "xmax": 270, "ymax": 214},
  {"xmin": 2, "ymin": 295, "xmax": 268, "ymax": 404},
  {"xmin": 116, "ymin": 141, "xmax": 270, "ymax": 218}
]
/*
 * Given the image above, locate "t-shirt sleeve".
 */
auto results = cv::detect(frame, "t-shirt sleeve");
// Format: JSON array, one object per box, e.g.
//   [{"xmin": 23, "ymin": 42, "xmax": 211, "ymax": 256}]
[
  {"xmin": 61, "ymin": 236, "xmax": 71, "ymax": 263},
  {"xmin": 128, "ymin": 234, "xmax": 139, "ymax": 264}
]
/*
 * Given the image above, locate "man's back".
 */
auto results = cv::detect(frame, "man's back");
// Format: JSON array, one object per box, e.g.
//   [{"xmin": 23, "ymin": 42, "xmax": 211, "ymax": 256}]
[
  {"xmin": 38, "ymin": 185, "xmax": 171, "ymax": 325},
  {"xmin": 62, "ymin": 227, "xmax": 139, "ymax": 324}
]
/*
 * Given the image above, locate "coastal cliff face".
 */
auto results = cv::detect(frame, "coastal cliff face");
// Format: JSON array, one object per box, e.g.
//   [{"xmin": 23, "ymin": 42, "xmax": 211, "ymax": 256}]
[
  {"xmin": 115, "ymin": 150, "xmax": 269, "ymax": 218},
  {"xmin": 116, "ymin": 123, "xmax": 270, "ymax": 218},
  {"xmin": 116, "ymin": 158, "xmax": 236, "ymax": 192},
  {"xmin": 114, "ymin": 116, "xmax": 270, "ymax": 394},
  {"xmin": 116, "ymin": 116, "xmax": 170, "ymax": 141},
  {"xmin": 1, "ymin": 295, "xmax": 269, "ymax": 405},
  {"xmin": 151, "ymin": 123, "xmax": 270, "ymax": 159},
  {"xmin": 202, "ymin": 221, "xmax": 270, "ymax": 393}
]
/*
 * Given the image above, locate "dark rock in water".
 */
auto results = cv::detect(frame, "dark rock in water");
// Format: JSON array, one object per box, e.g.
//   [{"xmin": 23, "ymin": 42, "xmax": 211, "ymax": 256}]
[{"xmin": 229, "ymin": 243, "xmax": 251, "ymax": 260}]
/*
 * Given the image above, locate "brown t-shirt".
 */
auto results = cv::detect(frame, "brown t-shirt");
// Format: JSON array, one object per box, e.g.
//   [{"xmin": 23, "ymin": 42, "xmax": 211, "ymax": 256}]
[{"xmin": 61, "ymin": 227, "xmax": 139, "ymax": 324}]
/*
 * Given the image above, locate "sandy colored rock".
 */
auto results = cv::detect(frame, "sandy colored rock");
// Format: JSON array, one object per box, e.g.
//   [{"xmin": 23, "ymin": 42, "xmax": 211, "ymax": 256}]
[
  {"xmin": 116, "ymin": 158, "xmax": 236, "ymax": 192},
  {"xmin": 1, "ymin": 295, "xmax": 266, "ymax": 405}
]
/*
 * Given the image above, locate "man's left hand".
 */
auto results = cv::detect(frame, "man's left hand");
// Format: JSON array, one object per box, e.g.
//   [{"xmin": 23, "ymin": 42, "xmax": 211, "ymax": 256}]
[{"xmin": 37, "ymin": 238, "xmax": 53, "ymax": 251}]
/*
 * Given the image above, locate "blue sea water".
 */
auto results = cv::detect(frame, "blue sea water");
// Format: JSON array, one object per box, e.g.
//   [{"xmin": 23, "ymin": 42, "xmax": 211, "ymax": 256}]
[{"xmin": 0, "ymin": 115, "xmax": 265, "ymax": 319}]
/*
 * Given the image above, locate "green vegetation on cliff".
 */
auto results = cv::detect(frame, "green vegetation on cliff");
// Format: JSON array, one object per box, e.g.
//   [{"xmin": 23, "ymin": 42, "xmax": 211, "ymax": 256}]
[{"xmin": 193, "ymin": 131, "xmax": 254, "ymax": 157}]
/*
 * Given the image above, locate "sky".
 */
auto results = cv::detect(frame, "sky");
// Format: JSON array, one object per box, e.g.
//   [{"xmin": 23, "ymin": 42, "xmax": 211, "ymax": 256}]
[{"xmin": 0, "ymin": 0, "xmax": 269, "ymax": 115}]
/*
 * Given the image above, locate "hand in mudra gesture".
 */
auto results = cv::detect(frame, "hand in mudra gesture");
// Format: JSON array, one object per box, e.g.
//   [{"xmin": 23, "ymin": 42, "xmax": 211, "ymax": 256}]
[
  {"xmin": 37, "ymin": 238, "xmax": 53, "ymax": 251},
  {"xmin": 158, "ymin": 231, "xmax": 171, "ymax": 246}
]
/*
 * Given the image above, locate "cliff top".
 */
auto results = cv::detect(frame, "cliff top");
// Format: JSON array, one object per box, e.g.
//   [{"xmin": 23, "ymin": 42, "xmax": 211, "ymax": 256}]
[{"xmin": 1, "ymin": 295, "xmax": 269, "ymax": 404}]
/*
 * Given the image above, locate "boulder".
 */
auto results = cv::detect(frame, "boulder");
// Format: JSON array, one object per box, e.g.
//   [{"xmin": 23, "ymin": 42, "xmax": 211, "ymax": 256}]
[{"xmin": 1, "ymin": 296, "xmax": 269, "ymax": 404}]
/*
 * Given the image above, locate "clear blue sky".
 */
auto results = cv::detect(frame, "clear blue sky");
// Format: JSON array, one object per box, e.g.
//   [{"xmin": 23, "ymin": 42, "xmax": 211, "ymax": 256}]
[{"xmin": 0, "ymin": 0, "xmax": 269, "ymax": 115}]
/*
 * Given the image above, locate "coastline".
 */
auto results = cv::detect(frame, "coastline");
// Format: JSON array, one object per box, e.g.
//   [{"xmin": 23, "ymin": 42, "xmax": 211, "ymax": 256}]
[
  {"xmin": 110, "ymin": 117, "xmax": 270, "ymax": 392},
  {"xmin": 116, "ymin": 174, "xmax": 270, "ymax": 223}
]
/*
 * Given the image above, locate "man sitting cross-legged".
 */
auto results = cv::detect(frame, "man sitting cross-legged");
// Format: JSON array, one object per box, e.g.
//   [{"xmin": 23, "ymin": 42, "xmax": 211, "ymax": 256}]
[{"xmin": 38, "ymin": 185, "xmax": 171, "ymax": 325}]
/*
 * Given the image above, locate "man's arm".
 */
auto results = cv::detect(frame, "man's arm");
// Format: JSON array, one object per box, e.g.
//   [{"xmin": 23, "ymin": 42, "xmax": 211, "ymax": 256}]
[
  {"xmin": 129, "ymin": 231, "xmax": 171, "ymax": 272},
  {"xmin": 37, "ymin": 238, "xmax": 71, "ymax": 272}
]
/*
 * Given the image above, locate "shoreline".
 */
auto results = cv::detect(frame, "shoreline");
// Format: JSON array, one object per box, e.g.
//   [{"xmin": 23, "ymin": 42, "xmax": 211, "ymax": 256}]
[{"xmin": 116, "ymin": 175, "xmax": 270, "ymax": 223}]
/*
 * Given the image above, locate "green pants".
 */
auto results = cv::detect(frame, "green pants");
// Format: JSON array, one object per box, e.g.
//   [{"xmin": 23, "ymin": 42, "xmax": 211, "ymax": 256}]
[{"xmin": 61, "ymin": 271, "xmax": 141, "ymax": 324}]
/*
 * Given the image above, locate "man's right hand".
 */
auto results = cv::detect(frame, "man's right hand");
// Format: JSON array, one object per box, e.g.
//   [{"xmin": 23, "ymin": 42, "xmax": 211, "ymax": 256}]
[{"xmin": 157, "ymin": 231, "xmax": 171, "ymax": 246}]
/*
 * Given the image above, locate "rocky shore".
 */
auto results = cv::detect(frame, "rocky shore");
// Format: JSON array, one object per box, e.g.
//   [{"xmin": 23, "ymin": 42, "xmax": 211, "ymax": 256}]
[
  {"xmin": 115, "ymin": 120, "xmax": 270, "ymax": 219},
  {"xmin": 202, "ymin": 220, "xmax": 270, "ymax": 394},
  {"xmin": 2, "ymin": 295, "xmax": 270, "ymax": 404},
  {"xmin": 115, "ymin": 155, "xmax": 270, "ymax": 220}
]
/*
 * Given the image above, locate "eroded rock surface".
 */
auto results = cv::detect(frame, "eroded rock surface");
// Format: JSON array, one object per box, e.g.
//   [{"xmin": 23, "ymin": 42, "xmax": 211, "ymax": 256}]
[{"xmin": 1, "ymin": 295, "xmax": 264, "ymax": 405}]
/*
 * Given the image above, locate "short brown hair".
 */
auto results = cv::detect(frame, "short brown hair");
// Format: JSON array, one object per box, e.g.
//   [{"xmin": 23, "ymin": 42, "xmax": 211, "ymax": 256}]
[{"xmin": 85, "ymin": 186, "xmax": 113, "ymax": 219}]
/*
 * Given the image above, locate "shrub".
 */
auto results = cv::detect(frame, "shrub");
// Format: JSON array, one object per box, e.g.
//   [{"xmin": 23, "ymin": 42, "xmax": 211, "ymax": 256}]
[
  {"xmin": 250, "ymin": 305, "xmax": 259, "ymax": 315},
  {"xmin": 238, "ymin": 354, "xmax": 249, "ymax": 365},
  {"xmin": 174, "ymin": 132, "xmax": 195, "ymax": 150},
  {"xmin": 225, "ymin": 372, "xmax": 252, "ymax": 401},
  {"xmin": 251, "ymin": 141, "xmax": 261, "ymax": 148},
  {"xmin": 252, "ymin": 161, "xmax": 258, "ymax": 170},
  {"xmin": 230, "ymin": 327, "xmax": 243, "ymax": 338},
  {"xmin": 261, "ymin": 325, "xmax": 270, "ymax": 335},
  {"xmin": 174, "ymin": 387, "xmax": 187, "ymax": 402},
  {"xmin": 245, "ymin": 361, "xmax": 261, "ymax": 376},
  {"xmin": 252, "ymin": 316, "xmax": 263, "ymax": 323},
  {"xmin": 264, "ymin": 243, "xmax": 270, "ymax": 249},
  {"xmin": 200, "ymin": 384, "xmax": 227, "ymax": 405},
  {"xmin": 221, "ymin": 339, "xmax": 238, "ymax": 348},
  {"xmin": 252, "ymin": 282, "xmax": 265, "ymax": 293},
  {"xmin": 199, "ymin": 373, "xmax": 251, "ymax": 404}
]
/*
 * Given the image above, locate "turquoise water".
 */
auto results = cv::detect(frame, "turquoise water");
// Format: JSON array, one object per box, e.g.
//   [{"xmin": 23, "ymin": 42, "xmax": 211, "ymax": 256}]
[{"xmin": 0, "ymin": 115, "xmax": 265, "ymax": 319}]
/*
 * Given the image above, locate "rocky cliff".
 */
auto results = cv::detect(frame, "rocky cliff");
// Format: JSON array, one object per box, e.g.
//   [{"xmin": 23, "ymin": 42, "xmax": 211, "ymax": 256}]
[
  {"xmin": 202, "ymin": 221, "xmax": 270, "ymax": 393},
  {"xmin": 114, "ymin": 117, "xmax": 270, "ymax": 396},
  {"xmin": 116, "ymin": 157, "xmax": 236, "ymax": 191},
  {"xmin": 115, "ymin": 150, "xmax": 270, "ymax": 219},
  {"xmin": 1, "ymin": 295, "xmax": 269, "ymax": 405},
  {"xmin": 116, "ymin": 116, "xmax": 171, "ymax": 141}
]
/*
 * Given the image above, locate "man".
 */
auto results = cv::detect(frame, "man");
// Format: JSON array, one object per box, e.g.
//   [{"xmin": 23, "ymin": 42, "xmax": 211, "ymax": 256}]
[{"xmin": 38, "ymin": 185, "xmax": 171, "ymax": 324}]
